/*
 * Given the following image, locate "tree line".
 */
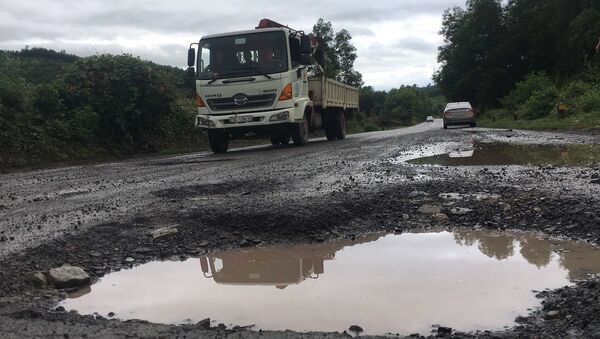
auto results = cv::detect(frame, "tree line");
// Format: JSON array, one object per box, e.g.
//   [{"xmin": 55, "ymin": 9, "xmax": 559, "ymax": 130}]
[
  {"xmin": 435, "ymin": 0, "xmax": 600, "ymax": 121},
  {"xmin": 359, "ymin": 85, "xmax": 444, "ymax": 128},
  {"xmin": 311, "ymin": 19, "xmax": 444, "ymax": 128}
]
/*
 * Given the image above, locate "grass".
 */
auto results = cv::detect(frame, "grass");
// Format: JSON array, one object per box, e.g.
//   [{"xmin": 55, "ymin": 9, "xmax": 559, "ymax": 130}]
[{"xmin": 478, "ymin": 111, "xmax": 600, "ymax": 131}]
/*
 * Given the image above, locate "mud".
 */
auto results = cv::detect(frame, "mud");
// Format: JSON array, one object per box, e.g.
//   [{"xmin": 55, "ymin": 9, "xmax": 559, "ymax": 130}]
[{"xmin": 1, "ymin": 121, "xmax": 600, "ymax": 338}]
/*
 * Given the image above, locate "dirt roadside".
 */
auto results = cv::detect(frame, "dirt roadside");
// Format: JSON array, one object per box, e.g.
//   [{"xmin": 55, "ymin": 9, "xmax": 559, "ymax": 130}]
[{"xmin": 1, "ymin": 121, "xmax": 600, "ymax": 338}]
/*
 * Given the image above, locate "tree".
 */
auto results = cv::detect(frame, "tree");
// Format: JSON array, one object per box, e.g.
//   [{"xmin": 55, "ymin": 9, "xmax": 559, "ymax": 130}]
[
  {"xmin": 435, "ymin": 0, "xmax": 600, "ymax": 112},
  {"xmin": 434, "ymin": 0, "xmax": 506, "ymax": 109},
  {"xmin": 312, "ymin": 19, "xmax": 363, "ymax": 87}
]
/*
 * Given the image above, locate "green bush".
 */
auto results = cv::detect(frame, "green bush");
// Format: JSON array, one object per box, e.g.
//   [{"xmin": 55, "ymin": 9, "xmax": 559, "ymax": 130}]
[
  {"xmin": 0, "ymin": 50, "xmax": 201, "ymax": 167},
  {"xmin": 574, "ymin": 87, "xmax": 600, "ymax": 115},
  {"xmin": 521, "ymin": 86, "xmax": 559, "ymax": 119},
  {"xmin": 502, "ymin": 72, "xmax": 558, "ymax": 120}
]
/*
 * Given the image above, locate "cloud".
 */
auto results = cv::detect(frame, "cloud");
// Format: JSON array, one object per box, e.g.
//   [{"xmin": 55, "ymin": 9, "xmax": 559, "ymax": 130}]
[{"xmin": 0, "ymin": 0, "xmax": 466, "ymax": 89}]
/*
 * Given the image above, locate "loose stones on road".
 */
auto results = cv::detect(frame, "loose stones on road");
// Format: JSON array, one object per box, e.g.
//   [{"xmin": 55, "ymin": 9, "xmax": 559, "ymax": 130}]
[
  {"xmin": 151, "ymin": 226, "xmax": 179, "ymax": 240},
  {"xmin": 450, "ymin": 207, "xmax": 473, "ymax": 215},
  {"xmin": 48, "ymin": 265, "xmax": 90, "ymax": 289},
  {"xmin": 432, "ymin": 213, "xmax": 449, "ymax": 222},
  {"xmin": 30, "ymin": 272, "xmax": 48, "ymax": 287},
  {"xmin": 418, "ymin": 204, "xmax": 442, "ymax": 215}
]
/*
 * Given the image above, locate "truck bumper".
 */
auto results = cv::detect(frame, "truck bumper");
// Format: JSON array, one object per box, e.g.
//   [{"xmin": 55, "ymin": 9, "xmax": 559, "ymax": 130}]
[{"xmin": 196, "ymin": 108, "xmax": 298, "ymax": 129}]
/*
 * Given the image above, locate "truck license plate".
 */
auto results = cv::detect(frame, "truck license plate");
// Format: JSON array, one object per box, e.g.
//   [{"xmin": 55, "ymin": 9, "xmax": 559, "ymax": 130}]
[{"xmin": 230, "ymin": 115, "xmax": 253, "ymax": 123}]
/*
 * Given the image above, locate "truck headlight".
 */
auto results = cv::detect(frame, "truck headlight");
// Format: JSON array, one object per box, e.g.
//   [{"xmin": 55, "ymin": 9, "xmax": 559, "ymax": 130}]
[
  {"xmin": 197, "ymin": 117, "xmax": 215, "ymax": 127},
  {"xmin": 269, "ymin": 111, "xmax": 289, "ymax": 122}
]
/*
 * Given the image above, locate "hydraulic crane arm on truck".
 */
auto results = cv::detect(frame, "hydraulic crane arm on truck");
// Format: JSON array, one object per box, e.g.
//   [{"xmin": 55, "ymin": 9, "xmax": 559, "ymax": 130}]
[{"xmin": 187, "ymin": 19, "xmax": 359, "ymax": 153}]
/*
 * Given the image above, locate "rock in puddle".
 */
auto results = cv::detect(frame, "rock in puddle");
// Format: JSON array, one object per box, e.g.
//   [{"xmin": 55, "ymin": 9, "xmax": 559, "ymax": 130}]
[
  {"xmin": 196, "ymin": 318, "xmax": 211, "ymax": 329},
  {"xmin": 437, "ymin": 326, "xmax": 453, "ymax": 335},
  {"xmin": 349, "ymin": 325, "xmax": 363, "ymax": 333},
  {"xmin": 151, "ymin": 226, "xmax": 178, "ymax": 240},
  {"xmin": 48, "ymin": 265, "xmax": 90, "ymax": 289}
]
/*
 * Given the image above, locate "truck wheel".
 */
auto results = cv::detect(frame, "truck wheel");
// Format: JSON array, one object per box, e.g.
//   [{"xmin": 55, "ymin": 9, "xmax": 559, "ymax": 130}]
[
  {"xmin": 334, "ymin": 111, "xmax": 346, "ymax": 140},
  {"xmin": 208, "ymin": 130, "xmax": 229, "ymax": 153},
  {"xmin": 325, "ymin": 123, "xmax": 336, "ymax": 141},
  {"xmin": 270, "ymin": 137, "xmax": 280, "ymax": 146},
  {"xmin": 292, "ymin": 115, "xmax": 309, "ymax": 146}
]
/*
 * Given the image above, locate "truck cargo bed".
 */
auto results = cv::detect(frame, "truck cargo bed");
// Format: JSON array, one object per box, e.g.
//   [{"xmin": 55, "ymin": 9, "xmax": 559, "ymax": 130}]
[{"xmin": 308, "ymin": 77, "xmax": 359, "ymax": 110}]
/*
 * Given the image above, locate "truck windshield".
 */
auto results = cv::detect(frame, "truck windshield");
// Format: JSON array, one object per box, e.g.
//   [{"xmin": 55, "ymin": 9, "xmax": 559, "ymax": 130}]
[{"xmin": 198, "ymin": 31, "xmax": 288, "ymax": 80}]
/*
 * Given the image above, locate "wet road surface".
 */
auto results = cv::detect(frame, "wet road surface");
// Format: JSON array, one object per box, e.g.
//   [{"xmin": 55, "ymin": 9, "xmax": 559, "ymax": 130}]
[{"xmin": 1, "ymin": 121, "xmax": 600, "ymax": 338}]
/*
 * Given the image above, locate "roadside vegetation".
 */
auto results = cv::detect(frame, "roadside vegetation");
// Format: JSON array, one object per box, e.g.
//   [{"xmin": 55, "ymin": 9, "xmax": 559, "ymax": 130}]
[
  {"xmin": 435, "ymin": 0, "xmax": 600, "ymax": 131},
  {"xmin": 0, "ymin": 48, "xmax": 203, "ymax": 168}
]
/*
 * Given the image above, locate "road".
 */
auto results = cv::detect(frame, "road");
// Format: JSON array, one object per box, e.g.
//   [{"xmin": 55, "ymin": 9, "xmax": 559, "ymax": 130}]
[
  {"xmin": 1, "ymin": 122, "xmax": 600, "ymax": 338},
  {"xmin": 0, "ymin": 121, "xmax": 440, "ymax": 257}
]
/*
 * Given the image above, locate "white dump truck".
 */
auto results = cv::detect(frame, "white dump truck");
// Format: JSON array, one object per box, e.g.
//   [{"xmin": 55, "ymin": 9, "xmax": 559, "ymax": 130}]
[{"xmin": 187, "ymin": 19, "xmax": 359, "ymax": 153}]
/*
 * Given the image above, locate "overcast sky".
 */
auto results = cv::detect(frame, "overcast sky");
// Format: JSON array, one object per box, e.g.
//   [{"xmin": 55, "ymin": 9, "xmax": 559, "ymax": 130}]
[{"xmin": 0, "ymin": 0, "xmax": 466, "ymax": 90}]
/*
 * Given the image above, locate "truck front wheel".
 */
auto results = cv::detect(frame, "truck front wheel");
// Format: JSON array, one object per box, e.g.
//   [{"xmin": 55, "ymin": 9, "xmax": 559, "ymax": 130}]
[
  {"xmin": 292, "ymin": 115, "xmax": 309, "ymax": 146},
  {"xmin": 208, "ymin": 129, "xmax": 229, "ymax": 154}
]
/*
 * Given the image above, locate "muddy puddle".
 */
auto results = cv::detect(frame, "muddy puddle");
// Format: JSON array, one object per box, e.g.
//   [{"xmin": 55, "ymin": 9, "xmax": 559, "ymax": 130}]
[
  {"xmin": 396, "ymin": 142, "xmax": 600, "ymax": 166},
  {"xmin": 60, "ymin": 230, "xmax": 600, "ymax": 336}
]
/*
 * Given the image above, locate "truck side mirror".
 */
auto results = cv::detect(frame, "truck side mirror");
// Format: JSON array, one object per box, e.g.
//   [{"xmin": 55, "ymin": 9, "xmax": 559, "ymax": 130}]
[
  {"xmin": 300, "ymin": 35, "xmax": 312, "ymax": 54},
  {"xmin": 187, "ymin": 48, "xmax": 196, "ymax": 67},
  {"xmin": 300, "ymin": 54, "xmax": 312, "ymax": 66}
]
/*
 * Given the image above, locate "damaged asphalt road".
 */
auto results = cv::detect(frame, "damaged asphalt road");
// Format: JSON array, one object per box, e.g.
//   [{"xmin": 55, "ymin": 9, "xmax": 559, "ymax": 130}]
[{"xmin": 1, "ymin": 120, "xmax": 600, "ymax": 338}]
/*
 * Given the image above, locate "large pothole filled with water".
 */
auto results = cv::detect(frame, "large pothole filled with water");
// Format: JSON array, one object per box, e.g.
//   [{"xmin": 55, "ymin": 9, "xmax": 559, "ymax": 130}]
[
  {"xmin": 395, "ymin": 142, "xmax": 600, "ymax": 167},
  {"xmin": 59, "ymin": 230, "xmax": 600, "ymax": 336}
]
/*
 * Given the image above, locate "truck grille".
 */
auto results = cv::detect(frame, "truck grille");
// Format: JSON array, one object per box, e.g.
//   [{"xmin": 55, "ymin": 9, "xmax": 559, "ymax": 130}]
[{"xmin": 207, "ymin": 94, "xmax": 277, "ymax": 111}]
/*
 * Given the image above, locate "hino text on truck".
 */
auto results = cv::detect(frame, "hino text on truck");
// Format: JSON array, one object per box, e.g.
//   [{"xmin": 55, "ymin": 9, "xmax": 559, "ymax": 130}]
[{"xmin": 186, "ymin": 19, "xmax": 359, "ymax": 153}]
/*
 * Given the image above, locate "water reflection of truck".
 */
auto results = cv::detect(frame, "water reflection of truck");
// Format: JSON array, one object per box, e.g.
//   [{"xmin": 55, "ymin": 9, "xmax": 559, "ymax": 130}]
[
  {"xmin": 199, "ymin": 235, "xmax": 383, "ymax": 288},
  {"xmin": 186, "ymin": 19, "xmax": 359, "ymax": 153}
]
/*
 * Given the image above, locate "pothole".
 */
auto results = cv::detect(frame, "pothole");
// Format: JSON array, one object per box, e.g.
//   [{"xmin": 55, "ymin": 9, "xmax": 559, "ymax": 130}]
[
  {"xmin": 59, "ymin": 230, "xmax": 600, "ymax": 336},
  {"xmin": 395, "ymin": 142, "xmax": 600, "ymax": 167}
]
